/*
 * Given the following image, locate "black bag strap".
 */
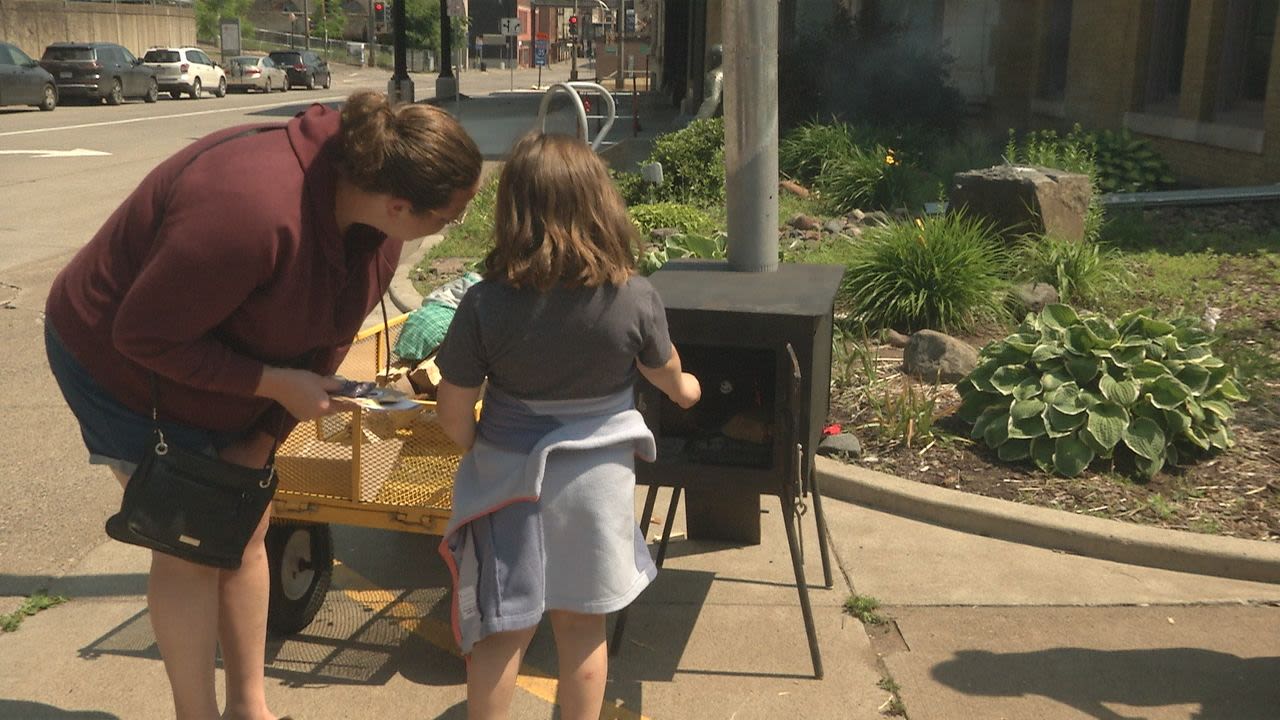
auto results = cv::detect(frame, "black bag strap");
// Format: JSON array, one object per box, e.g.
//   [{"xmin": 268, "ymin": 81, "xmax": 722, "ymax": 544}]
[{"xmin": 147, "ymin": 125, "xmax": 289, "ymax": 467}]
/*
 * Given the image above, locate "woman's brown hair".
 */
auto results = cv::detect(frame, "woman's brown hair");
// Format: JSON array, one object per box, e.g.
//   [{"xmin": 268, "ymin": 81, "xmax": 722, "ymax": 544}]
[
  {"xmin": 485, "ymin": 132, "xmax": 637, "ymax": 291},
  {"xmin": 340, "ymin": 90, "xmax": 482, "ymax": 212}
]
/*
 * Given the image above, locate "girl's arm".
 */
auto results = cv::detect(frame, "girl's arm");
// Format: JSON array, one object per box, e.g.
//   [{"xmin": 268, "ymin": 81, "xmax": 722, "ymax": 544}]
[
  {"xmin": 637, "ymin": 345, "xmax": 701, "ymax": 409},
  {"xmin": 437, "ymin": 380, "xmax": 483, "ymax": 451}
]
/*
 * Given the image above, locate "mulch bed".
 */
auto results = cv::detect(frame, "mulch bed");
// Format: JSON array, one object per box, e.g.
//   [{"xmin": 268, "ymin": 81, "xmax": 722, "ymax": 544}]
[{"xmin": 826, "ymin": 345, "xmax": 1280, "ymax": 544}]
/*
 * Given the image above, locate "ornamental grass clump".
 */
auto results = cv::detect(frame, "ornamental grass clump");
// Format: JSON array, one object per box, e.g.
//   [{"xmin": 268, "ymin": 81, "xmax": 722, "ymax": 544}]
[
  {"xmin": 840, "ymin": 212, "xmax": 1010, "ymax": 333},
  {"xmin": 957, "ymin": 304, "xmax": 1247, "ymax": 480}
]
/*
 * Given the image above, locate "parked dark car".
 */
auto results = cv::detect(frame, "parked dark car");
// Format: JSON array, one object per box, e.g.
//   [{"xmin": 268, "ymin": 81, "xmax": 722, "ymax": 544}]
[
  {"xmin": 267, "ymin": 50, "xmax": 330, "ymax": 90},
  {"xmin": 39, "ymin": 42, "xmax": 158, "ymax": 105},
  {"xmin": 0, "ymin": 41, "xmax": 57, "ymax": 111}
]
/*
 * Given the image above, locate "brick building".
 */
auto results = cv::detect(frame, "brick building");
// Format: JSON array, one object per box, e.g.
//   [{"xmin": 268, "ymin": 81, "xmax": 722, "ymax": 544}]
[{"xmin": 985, "ymin": 0, "xmax": 1280, "ymax": 186}]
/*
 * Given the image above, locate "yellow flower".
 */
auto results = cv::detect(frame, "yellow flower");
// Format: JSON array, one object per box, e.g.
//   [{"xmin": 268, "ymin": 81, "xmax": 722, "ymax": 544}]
[
  {"xmin": 885, "ymin": 154, "xmax": 897, "ymax": 166},
  {"xmin": 915, "ymin": 218, "xmax": 925, "ymax": 230}
]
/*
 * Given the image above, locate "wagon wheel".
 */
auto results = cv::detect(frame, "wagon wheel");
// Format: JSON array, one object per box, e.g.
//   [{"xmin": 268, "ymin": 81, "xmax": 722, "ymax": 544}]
[{"xmin": 265, "ymin": 521, "xmax": 334, "ymax": 635}]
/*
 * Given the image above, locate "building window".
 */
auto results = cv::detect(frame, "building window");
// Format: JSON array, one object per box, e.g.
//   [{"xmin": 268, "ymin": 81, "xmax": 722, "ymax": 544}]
[
  {"xmin": 1037, "ymin": 0, "xmax": 1073, "ymax": 100},
  {"xmin": 1216, "ymin": 0, "xmax": 1278, "ymax": 127},
  {"xmin": 1142, "ymin": 0, "xmax": 1191, "ymax": 112}
]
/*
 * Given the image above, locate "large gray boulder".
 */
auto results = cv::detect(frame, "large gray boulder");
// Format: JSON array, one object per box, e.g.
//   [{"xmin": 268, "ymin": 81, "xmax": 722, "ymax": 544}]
[
  {"xmin": 950, "ymin": 165, "xmax": 1092, "ymax": 242},
  {"xmin": 904, "ymin": 330, "xmax": 979, "ymax": 384}
]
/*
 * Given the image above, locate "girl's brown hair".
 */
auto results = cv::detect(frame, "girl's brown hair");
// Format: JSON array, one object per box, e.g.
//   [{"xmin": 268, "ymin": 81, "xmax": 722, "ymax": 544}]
[
  {"xmin": 340, "ymin": 91, "xmax": 482, "ymax": 212},
  {"xmin": 485, "ymin": 132, "xmax": 637, "ymax": 291}
]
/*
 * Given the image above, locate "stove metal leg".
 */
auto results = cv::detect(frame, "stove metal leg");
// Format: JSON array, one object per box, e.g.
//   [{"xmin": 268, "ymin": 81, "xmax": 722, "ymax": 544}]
[
  {"xmin": 810, "ymin": 471, "xmax": 834, "ymax": 588},
  {"xmin": 611, "ymin": 484, "xmax": 679, "ymax": 657},
  {"xmin": 782, "ymin": 492, "xmax": 824, "ymax": 679}
]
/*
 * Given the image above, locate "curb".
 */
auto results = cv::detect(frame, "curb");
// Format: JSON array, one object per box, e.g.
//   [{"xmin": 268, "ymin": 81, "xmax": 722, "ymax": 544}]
[
  {"xmin": 816, "ymin": 456, "xmax": 1280, "ymax": 585},
  {"xmin": 387, "ymin": 234, "xmax": 440, "ymax": 313},
  {"xmin": 389, "ymin": 241, "xmax": 1280, "ymax": 587}
]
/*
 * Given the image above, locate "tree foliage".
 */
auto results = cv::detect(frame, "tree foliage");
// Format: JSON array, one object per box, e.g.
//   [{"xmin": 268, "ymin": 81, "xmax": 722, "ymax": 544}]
[{"xmin": 196, "ymin": 0, "xmax": 255, "ymax": 43}]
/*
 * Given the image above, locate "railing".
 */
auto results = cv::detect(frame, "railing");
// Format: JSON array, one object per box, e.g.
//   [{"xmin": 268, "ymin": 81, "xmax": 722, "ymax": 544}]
[{"xmin": 208, "ymin": 29, "xmax": 436, "ymax": 71}]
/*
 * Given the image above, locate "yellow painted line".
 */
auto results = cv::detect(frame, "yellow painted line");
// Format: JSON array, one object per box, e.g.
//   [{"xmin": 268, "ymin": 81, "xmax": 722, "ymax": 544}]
[{"xmin": 331, "ymin": 560, "xmax": 651, "ymax": 720}]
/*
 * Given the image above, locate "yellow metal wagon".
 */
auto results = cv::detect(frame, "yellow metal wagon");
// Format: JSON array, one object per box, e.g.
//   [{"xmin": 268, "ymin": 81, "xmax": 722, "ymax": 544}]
[{"xmin": 264, "ymin": 313, "xmax": 466, "ymax": 633}]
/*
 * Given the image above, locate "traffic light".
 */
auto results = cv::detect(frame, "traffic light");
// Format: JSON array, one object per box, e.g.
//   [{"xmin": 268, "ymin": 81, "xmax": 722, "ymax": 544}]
[
  {"xmin": 567, "ymin": 15, "xmax": 578, "ymax": 38},
  {"xmin": 373, "ymin": 1, "xmax": 386, "ymax": 31}
]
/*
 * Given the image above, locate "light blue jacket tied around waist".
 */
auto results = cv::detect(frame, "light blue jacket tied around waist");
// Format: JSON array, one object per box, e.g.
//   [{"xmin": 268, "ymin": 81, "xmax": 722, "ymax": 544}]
[{"xmin": 438, "ymin": 384, "xmax": 657, "ymax": 654}]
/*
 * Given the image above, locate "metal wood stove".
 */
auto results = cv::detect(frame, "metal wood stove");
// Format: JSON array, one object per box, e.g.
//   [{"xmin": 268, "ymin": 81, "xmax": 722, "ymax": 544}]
[{"xmin": 613, "ymin": 259, "xmax": 845, "ymax": 679}]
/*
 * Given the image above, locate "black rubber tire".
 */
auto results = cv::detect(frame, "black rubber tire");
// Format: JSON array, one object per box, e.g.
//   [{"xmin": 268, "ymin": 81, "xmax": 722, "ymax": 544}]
[
  {"xmin": 38, "ymin": 84, "xmax": 57, "ymax": 111},
  {"xmin": 105, "ymin": 78, "xmax": 123, "ymax": 106},
  {"xmin": 282, "ymin": 76, "xmax": 290, "ymax": 92},
  {"xmin": 170, "ymin": 90, "xmax": 182, "ymax": 100},
  {"xmin": 322, "ymin": 72, "xmax": 331, "ymax": 89},
  {"xmin": 265, "ymin": 521, "xmax": 333, "ymax": 635},
  {"xmin": 143, "ymin": 78, "xmax": 158, "ymax": 103},
  {"xmin": 189, "ymin": 78, "xmax": 201, "ymax": 100},
  {"xmin": 305, "ymin": 73, "xmax": 315, "ymax": 90},
  {"xmin": 265, "ymin": 77, "xmax": 273, "ymax": 93},
  {"xmin": 214, "ymin": 77, "xmax": 226, "ymax": 98}
]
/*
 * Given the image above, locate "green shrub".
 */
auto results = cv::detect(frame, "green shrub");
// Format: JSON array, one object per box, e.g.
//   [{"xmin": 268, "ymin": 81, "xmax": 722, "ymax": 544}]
[
  {"xmin": 643, "ymin": 117, "xmax": 725, "ymax": 205},
  {"xmin": 780, "ymin": 120, "xmax": 859, "ymax": 184},
  {"xmin": 957, "ymin": 305, "xmax": 1246, "ymax": 480},
  {"xmin": 1014, "ymin": 235, "xmax": 1132, "ymax": 307},
  {"xmin": 637, "ymin": 232, "xmax": 727, "ymax": 275},
  {"xmin": 629, "ymin": 203, "xmax": 718, "ymax": 237},
  {"xmin": 611, "ymin": 169, "xmax": 652, "ymax": 206},
  {"xmin": 816, "ymin": 144, "xmax": 911, "ymax": 214},
  {"xmin": 1089, "ymin": 129, "xmax": 1177, "ymax": 193},
  {"xmin": 841, "ymin": 213, "xmax": 1011, "ymax": 333},
  {"xmin": 429, "ymin": 172, "xmax": 499, "ymax": 260}
]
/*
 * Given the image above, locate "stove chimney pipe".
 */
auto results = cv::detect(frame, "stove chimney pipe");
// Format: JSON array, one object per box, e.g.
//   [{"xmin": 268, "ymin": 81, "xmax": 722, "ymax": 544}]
[{"xmin": 724, "ymin": 0, "xmax": 779, "ymax": 273}]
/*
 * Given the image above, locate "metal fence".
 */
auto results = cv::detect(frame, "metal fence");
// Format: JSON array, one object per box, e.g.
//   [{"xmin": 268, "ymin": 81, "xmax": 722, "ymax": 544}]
[{"xmin": 241, "ymin": 29, "xmax": 436, "ymax": 72}]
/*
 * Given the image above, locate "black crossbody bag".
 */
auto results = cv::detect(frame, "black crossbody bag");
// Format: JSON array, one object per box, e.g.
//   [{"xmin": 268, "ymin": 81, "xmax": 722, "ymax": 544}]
[{"xmin": 105, "ymin": 125, "xmax": 288, "ymax": 570}]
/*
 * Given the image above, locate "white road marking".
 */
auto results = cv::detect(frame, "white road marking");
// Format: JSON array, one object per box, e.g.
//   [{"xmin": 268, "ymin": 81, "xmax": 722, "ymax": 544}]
[
  {"xmin": 0, "ymin": 148, "xmax": 111, "ymax": 158},
  {"xmin": 0, "ymin": 94, "xmax": 347, "ymax": 138}
]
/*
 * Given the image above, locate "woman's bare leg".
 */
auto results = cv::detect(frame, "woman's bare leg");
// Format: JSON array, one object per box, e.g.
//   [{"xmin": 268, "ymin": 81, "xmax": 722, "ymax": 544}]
[
  {"xmin": 548, "ymin": 610, "xmax": 607, "ymax": 720},
  {"xmin": 111, "ymin": 467, "xmax": 221, "ymax": 720},
  {"xmin": 467, "ymin": 626, "xmax": 538, "ymax": 720},
  {"xmin": 217, "ymin": 506, "xmax": 275, "ymax": 720}
]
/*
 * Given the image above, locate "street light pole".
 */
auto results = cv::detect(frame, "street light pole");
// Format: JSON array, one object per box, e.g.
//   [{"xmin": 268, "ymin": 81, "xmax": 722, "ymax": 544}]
[
  {"xmin": 570, "ymin": 0, "xmax": 579, "ymax": 81},
  {"xmin": 303, "ymin": 0, "xmax": 311, "ymax": 49},
  {"xmin": 435, "ymin": 0, "xmax": 457, "ymax": 98}
]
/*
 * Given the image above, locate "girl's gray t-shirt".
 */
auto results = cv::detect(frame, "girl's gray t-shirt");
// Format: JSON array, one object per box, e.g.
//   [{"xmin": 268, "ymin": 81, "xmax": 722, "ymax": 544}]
[{"xmin": 435, "ymin": 275, "xmax": 673, "ymax": 400}]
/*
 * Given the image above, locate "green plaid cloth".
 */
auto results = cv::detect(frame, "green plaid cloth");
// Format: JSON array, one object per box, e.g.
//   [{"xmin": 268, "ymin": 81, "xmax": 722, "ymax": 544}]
[{"xmin": 393, "ymin": 301, "xmax": 457, "ymax": 361}]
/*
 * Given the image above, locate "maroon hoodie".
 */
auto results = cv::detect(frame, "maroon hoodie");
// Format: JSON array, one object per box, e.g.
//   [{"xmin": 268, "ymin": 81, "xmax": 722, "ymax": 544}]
[{"xmin": 46, "ymin": 104, "xmax": 400, "ymax": 438}]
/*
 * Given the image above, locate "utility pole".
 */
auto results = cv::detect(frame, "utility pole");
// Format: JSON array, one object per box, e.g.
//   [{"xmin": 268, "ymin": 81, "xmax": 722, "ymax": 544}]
[
  {"xmin": 367, "ymin": 1, "xmax": 376, "ymax": 67},
  {"xmin": 616, "ymin": 0, "xmax": 625, "ymax": 90},
  {"xmin": 435, "ymin": 0, "xmax": 457, "ymax": 99},
  {"xmin": 303, "ymin": 0, "xmax": 311, "ymax": 49},
  {"xmin": 387, "ymin": 0, "xmax": 414, "ymax": 101}
]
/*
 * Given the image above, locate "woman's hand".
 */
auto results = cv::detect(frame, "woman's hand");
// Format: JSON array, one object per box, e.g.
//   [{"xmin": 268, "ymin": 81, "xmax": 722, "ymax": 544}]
[{"xmin": 255, "ymin": 367, "xmax": 344, "ymax": 421}]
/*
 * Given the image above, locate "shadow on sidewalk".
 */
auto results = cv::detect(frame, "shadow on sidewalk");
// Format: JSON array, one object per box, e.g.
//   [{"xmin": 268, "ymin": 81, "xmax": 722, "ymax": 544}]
[
  {"xmin": 0, "ymin": 700, "xmax": 119, "ymax": 719},
  {"xmin": 931, "ymin": 647, "xmax": 1280, "ymax": 719}
]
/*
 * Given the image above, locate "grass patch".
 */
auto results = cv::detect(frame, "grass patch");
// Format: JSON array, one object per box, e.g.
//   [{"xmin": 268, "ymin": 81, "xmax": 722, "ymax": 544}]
[
  {"xmin": 1, "ymin": 591, "xmax": 68, "ymax": 633},
  {"xmin": 844, "ymin": 593, "xmax": 886, "ymax": 625}
]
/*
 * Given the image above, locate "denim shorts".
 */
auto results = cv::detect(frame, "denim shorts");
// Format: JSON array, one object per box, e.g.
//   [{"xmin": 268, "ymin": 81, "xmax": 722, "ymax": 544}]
[{"xmin": 45, "ymin": 322, "xmax": 244, "ymax": 477}]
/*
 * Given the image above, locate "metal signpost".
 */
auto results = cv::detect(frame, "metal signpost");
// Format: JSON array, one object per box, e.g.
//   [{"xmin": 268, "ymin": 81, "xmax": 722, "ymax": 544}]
[
  {"xmin": 501, "ymin": 17, "xmax": 521, "ymax": 92},
  {"xmin": 534, "ymin": 33, "xmax": 548, "ymax": 88}
]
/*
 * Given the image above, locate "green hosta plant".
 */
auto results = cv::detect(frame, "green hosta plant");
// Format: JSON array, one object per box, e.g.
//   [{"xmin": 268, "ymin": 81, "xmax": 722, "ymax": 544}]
[
  {"xmin": 638, "ymin": 232, "xmax": 727, "ymax": 275},
  {"xmin": 957, "ymin": 305, "xmax": 1246, "ymax": 480}
]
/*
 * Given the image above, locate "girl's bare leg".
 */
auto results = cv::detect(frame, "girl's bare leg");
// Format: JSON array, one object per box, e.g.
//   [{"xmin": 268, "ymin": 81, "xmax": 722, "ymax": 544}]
[
  {"xmin": 467, "ymin": 626, "xmax": 538, "ymax": 720},
  {"xmin": 548, "ymin": 610, "xmax": 608, "ymax": 720}
]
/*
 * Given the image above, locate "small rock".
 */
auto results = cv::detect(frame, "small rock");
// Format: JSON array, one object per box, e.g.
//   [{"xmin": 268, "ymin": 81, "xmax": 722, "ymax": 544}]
[
  {"xmin": 885, "ymin": 329, "xmax": 910, "ymax": 348},
  {"xmin": 1011, "ymin": 282, "xmax": 1059, "ymax": 314},
  {"xmin": 788, "ymin": 213, "xmax": 822, "ymax": 231},
  {"xmin": 824, "ymin": 218, "xmax": 848, "ymax": 234},
  {"xmin": 650, "ymin": 227, "xmax": 681, "ymax": 241},
  {"xmin": 849, "ymin": 209, "xmax": 866, "ymax": 222},
  {"xmin": 847, "ymin": 225, "xmax": 864, "ymax": 238},
  {"xmin": 818, "ymin": 433, "xmax": 862, "ymax": 459},
  {"xmin": 904, "ymin": 330, "xmax": 979, "ymax": 384},
  {"xmin": 780, "ymin": 179, "xmax": 810, "ymax": 198}
]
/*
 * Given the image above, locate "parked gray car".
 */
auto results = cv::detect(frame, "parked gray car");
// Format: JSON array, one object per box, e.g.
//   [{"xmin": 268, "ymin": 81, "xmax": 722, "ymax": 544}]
[
  {"xmin": 0, "ymin": 41, "xmax": 57, "ymax": 111},
  {"xmin": 39, "ymin": 42, "xmax": 158, "ymax": 105},
  {"xmin": 227, "ymin": 55, "xmax": 290, "ymax": 93}
]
